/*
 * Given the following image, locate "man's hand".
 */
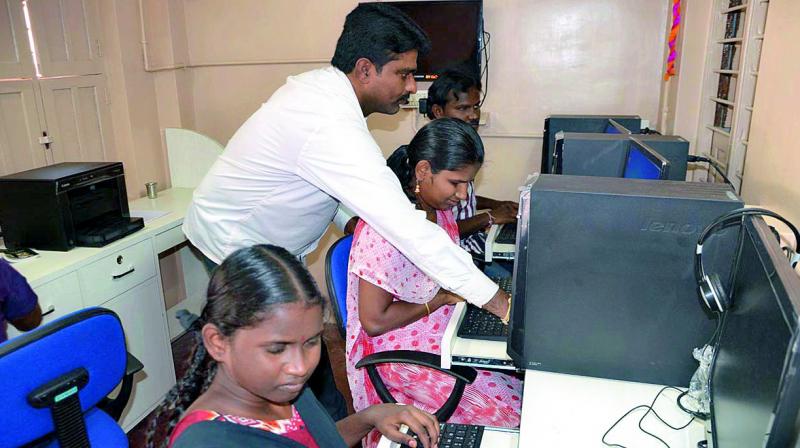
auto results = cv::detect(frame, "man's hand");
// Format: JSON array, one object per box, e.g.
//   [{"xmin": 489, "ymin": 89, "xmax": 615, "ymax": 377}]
[
  {"xmin": 491, "ymin": 203, "xmax": 517, "ymax": 225},
  {"xmin": 482, "ymin": 288, "xmax": 510, "ymax": 321},
  {"xmin": 364, "ymin": 404, "xmax": 440, "ymax": 448}
]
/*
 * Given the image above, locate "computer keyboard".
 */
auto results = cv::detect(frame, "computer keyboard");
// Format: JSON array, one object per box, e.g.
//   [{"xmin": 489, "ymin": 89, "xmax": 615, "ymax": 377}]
[
  {"xmin": 401, "ymin": 423, "xmax": 484, "ymax": 448},
  {"xmin": 457, "ymin": 304, "xmax": 509, "ymax": 341},
  {"xmin": 496, "ymin": 223, "xmax": 517, "ymax": 245},
  {"xmin": 492, "ymin": 276, "xmax": 513, "ymax": 294}
]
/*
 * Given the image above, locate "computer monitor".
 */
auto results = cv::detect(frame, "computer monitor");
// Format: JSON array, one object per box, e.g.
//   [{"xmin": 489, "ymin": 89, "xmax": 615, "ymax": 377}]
[
  {"xmin": 623, "ymin": 138, "xmax": 670, "ymax": 180},
  {"xmin": 709, "ymin": 216, "xmax": 800, "ymax": 447},
  {"xmin": 381, "ymin": 1, "xmax": 483, "ymax": 80},
  {"xmin": 604, "ymin": 119, "xmax": 631, "ymax": 135}
]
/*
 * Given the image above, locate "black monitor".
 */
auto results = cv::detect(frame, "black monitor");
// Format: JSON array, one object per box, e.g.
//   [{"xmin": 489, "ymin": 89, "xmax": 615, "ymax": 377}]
[
  {"xmin": 604, "ymin": 119, "xmax": 631, "ymax": 135},
  {"xmin": 623, "ymin": 138, "xmax": 670, "ymax": 180},
  {"xmin": 381, "ymin": 1, "xmax": 483, "ymax": 80},
  {"xmin": 709, "ymin": 216, "xmax": 800, "ymax": 447}
]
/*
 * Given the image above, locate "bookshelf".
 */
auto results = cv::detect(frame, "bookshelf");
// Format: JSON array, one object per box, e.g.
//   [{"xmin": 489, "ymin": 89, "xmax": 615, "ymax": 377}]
[{"xmin": 695, "ymin": 0, "xmax": 770, "ymax": 191}]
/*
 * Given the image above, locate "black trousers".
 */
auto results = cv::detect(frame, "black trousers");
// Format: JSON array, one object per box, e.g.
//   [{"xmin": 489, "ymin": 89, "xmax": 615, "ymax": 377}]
[{"xmin": 199, "ymin": 250, "xmax": 348, "ymax": 421}]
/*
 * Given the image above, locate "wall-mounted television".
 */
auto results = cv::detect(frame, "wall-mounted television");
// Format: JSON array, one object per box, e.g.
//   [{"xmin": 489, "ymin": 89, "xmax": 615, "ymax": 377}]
[{"xmin": 379, "ymin": 1, "xmax": 484, "ymax": 80}]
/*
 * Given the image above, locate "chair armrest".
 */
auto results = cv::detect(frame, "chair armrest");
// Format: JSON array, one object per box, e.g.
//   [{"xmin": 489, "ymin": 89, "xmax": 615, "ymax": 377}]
[
  {"xmin": 98, "ymin": 351, "xmax": 144, "ymax": 421},
  {"xmin": 356, "ymin": 350, "xmax": 477, "ymax": 383},
  {"xmin": 126, "ymin": 352, "xmax": 144, "ymax": 376},
  {"xmin": 355, "ymin": 350, "xmax": 477, "ymax": 421}
]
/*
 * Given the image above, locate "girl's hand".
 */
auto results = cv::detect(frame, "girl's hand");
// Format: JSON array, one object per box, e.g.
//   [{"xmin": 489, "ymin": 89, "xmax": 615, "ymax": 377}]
[
  {"xmin": 432, "ymin": 289, "xmax": 464, "ymax": 307},
  {"xmin": 364, "ymin": 404, "xmax": 440, "ymax": 448}
]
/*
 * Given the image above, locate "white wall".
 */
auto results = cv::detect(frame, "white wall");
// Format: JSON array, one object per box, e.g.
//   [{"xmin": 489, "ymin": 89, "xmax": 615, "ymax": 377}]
[
  {"xmin": 740, "ymin": 0, "xmax": 800, "ymax": 223},
  {"xmin": 103, "ymin": 0, "xmax": 671, "ymax": 289}
]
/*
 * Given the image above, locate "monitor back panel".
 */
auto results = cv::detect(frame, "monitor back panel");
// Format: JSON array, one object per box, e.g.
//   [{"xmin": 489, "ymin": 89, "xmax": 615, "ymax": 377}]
[
  {"xmin": 508, "ymin": 175, "xmax": 743, "ymax": 386},
  {"xmin": 560, "ymin": 134, "xmax": 689, "ymax": 181},
  {"xmin": 561, "ymin": 134, "xmax": 628, "ymax": 177},
  {"xmin": 542, "ymin": 115, "xmax": 641, "ymax": 173},
  {"xmin": 638, "ymin": 135, "xmax": 689, "ymax": 181}
]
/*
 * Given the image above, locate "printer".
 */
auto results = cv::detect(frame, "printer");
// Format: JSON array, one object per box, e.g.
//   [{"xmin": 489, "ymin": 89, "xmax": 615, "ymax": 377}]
[{"xmin": 0, "ymin": 162, "xmax": 144, "ymax": 251}]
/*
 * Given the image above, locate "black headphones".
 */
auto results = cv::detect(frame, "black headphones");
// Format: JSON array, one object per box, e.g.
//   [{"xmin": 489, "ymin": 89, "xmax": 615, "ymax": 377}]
[{"xmin": 695, "ymin": 207, "xmax": 800, "ymax": 313}]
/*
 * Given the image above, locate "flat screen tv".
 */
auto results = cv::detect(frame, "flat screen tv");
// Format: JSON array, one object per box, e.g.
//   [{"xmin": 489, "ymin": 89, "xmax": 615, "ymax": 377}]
[{"xmin": 379, "ymin": 1, "xmax": 484, "ymax": 80}]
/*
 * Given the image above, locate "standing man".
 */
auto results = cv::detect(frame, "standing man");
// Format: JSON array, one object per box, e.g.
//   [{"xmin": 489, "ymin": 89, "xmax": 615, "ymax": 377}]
[
  {"xmin": 183, "ymin": 3, "xmax": 511, "ymax": 420},
  {"xmin": 1, "ymin": 259, "xmax": 41, "ymax": 343},
  {"xmin": 426, "ymin": 68, "xmax": 518, "ymax": 271}
]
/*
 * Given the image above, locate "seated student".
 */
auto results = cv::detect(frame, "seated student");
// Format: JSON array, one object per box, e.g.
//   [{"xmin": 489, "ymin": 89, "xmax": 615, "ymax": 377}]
[
  {"xmin": 345, "ymin": 118, "xmax": 522, "ymax": 448},
  {"xmin": 425, "ymin": 68, "xmax": 518, "ymax": 266},
  {"xmin": 148, "ymin": 245, "xmax": 439, "ymax": 448},
  {"xmin": 1, "ymin": 259, "xmax": 41, "ymax": 343}
]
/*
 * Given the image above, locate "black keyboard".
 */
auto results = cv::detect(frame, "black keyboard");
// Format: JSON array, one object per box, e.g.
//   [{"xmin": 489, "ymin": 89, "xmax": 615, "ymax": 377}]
[
  {"xmin": 457, "ymin": 304, "xmax": 508, "ymax": 341},
  {"xmin": 491, "ymin": 276, "xmax": 512, "ymax": 294},
  {"xmin": 496, "ymin": 223, "xmax": 517, "ymax": 245},
  {"xmin": 401, "ymin": 423, "xmax": 484, "ymax": 448}
]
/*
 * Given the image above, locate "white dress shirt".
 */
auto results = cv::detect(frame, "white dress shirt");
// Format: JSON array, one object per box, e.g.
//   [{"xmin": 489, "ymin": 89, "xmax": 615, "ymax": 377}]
[{"xmin": 182, "ymin": 66, "xmax": 498, "ymax": 306}]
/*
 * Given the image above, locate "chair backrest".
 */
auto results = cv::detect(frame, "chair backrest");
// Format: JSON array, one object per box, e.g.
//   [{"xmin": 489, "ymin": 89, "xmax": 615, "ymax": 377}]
[
  {"xmin": 165, "ymin": 128, "xmax": 224, "ymax": 188},
  {"xmin": 325, "ymin": 234, "xmax": 353, "ymax": 338},
  {"xmin": 0, "ymin": 307, "xmax": 127, "ymax": 447}
]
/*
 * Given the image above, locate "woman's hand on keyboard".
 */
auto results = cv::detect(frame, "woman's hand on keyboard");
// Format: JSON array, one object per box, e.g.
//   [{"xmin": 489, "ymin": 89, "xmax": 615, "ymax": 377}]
[
  {"xmin": 433, "ymin": 290, "xmax": 465, "ymax": 307},
  {"xmin": 365, "ymin": 403, "xmax": 440, "ymax": 448}
]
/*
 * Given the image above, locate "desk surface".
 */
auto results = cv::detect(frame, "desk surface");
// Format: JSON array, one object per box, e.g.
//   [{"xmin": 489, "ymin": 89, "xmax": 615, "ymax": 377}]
[
  {"xmin": 519, "ymin": 370, "xmax": 706, "ymax": 447},
  {"xmin": 7, "ymin": 188, "xmax": 194, "ymax": 287}
]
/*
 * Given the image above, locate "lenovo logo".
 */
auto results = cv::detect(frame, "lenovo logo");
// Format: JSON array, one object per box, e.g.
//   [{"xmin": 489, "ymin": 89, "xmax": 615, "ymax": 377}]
[{"xmin": 640, "ymin": 219, "xmax": 701, "ymax": 235}]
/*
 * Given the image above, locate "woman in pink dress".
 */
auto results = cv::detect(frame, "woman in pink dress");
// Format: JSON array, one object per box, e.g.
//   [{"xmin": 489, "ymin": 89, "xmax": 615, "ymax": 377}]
[{"xmin": 344, "ymin": 118, "xmax": 522, "ymax": 447}]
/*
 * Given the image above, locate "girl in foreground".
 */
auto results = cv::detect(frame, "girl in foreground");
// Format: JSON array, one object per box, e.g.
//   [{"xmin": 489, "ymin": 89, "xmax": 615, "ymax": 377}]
[{"xmin": 147, "ymin": 244, "xmax": 439, "ymax": 448}]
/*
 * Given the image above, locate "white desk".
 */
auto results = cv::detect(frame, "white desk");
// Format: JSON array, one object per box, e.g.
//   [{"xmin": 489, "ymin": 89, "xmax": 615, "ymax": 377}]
[
  {"xmin": 438, "ymin": 305, "xmax": 706, "ymax": 447},
  {"xmin": 6, "ymin": 187, "xmax": 200, "ymax": 431},
  {"xmin": 440, "ymin": 302, "xmax": 515, "ymax": 370},
  {"xmin": 519, "ymin": 370, "xmax": 706, "ymax": 447}
]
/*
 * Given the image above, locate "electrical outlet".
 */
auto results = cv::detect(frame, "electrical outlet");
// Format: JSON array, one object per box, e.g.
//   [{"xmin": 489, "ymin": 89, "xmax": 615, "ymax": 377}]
[
  {"xmin": 402, "ymin": 90, "xmax": 428, "ymax": 109},
  {"xmin": 479, "ymin": 111, "xmax": 489, "ymax": 126}
]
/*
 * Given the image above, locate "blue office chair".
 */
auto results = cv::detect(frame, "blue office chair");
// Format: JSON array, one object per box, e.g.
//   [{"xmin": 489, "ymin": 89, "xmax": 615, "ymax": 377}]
[
  {"xmin": 0, "ymin": 307, "xmax": 143, "ymax": 447},
  {"xmin": 325, "ymin": 234, "xmax": 477, "ymax": 421},
  {"xmin": 325, "ymin": 234, "xmax": 353, "ymax": 339}
]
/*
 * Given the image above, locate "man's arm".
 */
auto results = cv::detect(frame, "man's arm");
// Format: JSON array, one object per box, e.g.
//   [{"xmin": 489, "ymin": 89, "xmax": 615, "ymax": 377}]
[
  {"xmin": 456, "ymin": 213, "xmax": 493, "ymax": 237},
  {"xmin": 475, "ymin": 195, "xmax": 503, "ymax": 210},
  {"xmin": 10, "ymin": 304, "xmax": 42, "ymax": 332},
  {"xmin": 1, "ymin": 260, "xmax": 42, "ymax": 333},
  {"xmin": 297, "ymin": 125, "xmax": 509, "ymax": 315}
]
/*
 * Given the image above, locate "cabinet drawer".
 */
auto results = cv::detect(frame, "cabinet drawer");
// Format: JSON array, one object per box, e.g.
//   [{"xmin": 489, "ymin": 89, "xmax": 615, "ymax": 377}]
[
  {"xmin": 155, "ymin": 224, "xmax": 187, "ymax": 254},
  {"xmin": 78, "ymin": 239, "xmax": 156, "ymax": 307},
  {"xmin": 6, "ymin": 272, "xmax": 83, "ymax": 340}
]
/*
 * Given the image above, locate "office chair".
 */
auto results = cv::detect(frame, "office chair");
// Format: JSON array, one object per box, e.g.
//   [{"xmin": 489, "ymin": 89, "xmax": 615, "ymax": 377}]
[
  {"xmin": 325, "ymin": 234, "xmax": 477, "ymax": 421},
  {"xmin": 0, "ymin": 307, "xmax": 143, "ymax": 447}
]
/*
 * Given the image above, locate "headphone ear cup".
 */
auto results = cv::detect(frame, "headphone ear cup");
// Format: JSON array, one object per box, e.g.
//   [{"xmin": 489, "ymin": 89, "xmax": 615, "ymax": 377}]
[{"xmin": 700, "ymin": 273, "xmax": 729, "ymax": 312}]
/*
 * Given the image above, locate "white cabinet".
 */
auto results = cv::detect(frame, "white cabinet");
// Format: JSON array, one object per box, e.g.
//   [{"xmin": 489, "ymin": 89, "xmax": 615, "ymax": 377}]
[
  {"xmin": 78, "ymin": 239, "xmax": 157, "ymax": 307},
  {"xmin": 103, "ymin": 276, "xmax": 174, "ymax": 431},
  {"xmin": 7, "ymin": 239, "xmax": 175, "ymax": 431},
  {"xmin": 5, "ymin": 272, "xmax": 83, "ymax": 340}
]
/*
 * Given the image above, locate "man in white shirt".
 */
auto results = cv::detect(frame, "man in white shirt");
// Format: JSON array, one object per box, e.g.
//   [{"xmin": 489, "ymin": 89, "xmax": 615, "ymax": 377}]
[{"xmin": 183, "ymin": 2, "xmax": 511, "ymax": 419}]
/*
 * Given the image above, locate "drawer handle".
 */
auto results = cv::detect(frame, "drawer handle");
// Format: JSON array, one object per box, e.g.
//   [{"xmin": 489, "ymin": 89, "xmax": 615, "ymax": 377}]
[
  {"xmin": 41, "ymin": 305, "xmax": 56, "ymax": 317},
  {"xmin": 112, "ymin": 267, "xmax": 136, "ymax": 280}
]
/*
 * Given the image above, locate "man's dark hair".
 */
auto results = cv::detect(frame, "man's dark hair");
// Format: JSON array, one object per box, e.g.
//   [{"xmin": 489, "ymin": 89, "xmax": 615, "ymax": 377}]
[
  {"xmin": 331, "ymin": 3, "xmax": 431, "ymax": 73},
  {"xmin": 426, "ymin": 67, "xmax": 483, "ymax": 120}
]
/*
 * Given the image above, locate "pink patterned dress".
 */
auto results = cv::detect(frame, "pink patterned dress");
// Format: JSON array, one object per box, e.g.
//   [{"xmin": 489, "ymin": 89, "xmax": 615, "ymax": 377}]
[{"xmin": 345, "ymin": 210, "xmax": 521, "ymax": 447}]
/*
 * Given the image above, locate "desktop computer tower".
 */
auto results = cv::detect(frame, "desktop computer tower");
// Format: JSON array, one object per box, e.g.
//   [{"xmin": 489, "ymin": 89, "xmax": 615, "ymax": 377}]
[
  {"xmin": 560, "ymin": 134, "xmax": 690, "ymax": 181},
  {"xmin": 541, "ymin": 115, "xmax": 642, "ymax": 174},
  {"xmin": 507, "ymin": 175, "xmax": 743, "ymax": 386}
]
